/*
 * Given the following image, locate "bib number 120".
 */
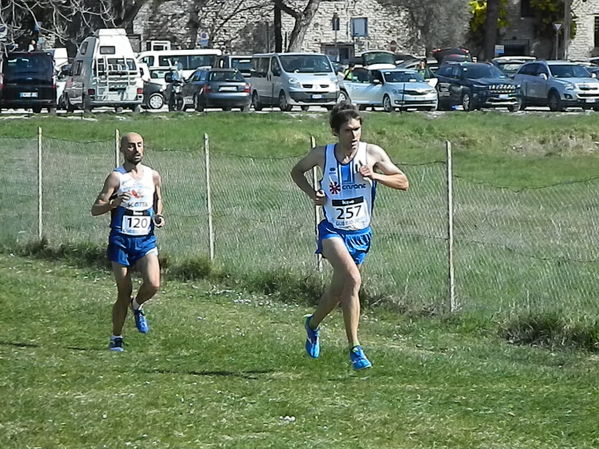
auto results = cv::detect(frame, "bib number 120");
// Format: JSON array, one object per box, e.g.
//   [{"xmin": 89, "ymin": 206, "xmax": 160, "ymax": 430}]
[{"xmin": 123, "ymin": 216, "xmax": 151, "ymax": 235}]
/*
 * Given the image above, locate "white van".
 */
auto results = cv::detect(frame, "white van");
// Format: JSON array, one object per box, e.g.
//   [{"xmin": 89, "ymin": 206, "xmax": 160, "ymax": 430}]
[
  {"xmin": 137, "ymin": 49, "xmax": 221, "ymax": 79},
  {"xmin": 63, "ymin": 29, "xmax": 142, "ymax": 112},
  {"xmin": 250, "ymin": 53, "xmax": 339, "ymax": 111}
]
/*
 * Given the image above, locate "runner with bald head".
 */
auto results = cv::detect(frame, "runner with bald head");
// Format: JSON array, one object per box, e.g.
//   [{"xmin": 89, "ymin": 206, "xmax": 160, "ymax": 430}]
[{"xmin": 92, "ymin": 132, "xmax": 165, "ymax": 352}]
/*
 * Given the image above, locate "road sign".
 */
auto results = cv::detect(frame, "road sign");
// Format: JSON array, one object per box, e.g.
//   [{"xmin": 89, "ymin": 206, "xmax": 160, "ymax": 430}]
[{"xmin": 197, "ymin": 31, "xmax": 209, "ymax": 48}]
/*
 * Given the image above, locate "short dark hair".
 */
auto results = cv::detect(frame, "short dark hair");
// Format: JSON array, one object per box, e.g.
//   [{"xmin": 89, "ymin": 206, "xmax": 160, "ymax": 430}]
[{"xmin": 329, "ymin": 101, "xmax": 362, "ymax": 132}]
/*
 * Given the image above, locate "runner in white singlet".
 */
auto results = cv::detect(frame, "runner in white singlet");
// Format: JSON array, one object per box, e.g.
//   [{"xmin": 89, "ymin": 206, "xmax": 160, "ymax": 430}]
[{"xmin": 291, "ymin": 102, "xmax": 409, "ymax": 370}]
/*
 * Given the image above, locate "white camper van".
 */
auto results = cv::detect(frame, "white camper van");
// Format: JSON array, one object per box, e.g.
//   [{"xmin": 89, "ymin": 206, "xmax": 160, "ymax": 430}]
[
  {"xmin": 62, "ymin": 29, "xmax": 142, "ymax": 112},
  {"xmin": 250, "ymin": 53, "xmax": 339, "ymax": 111}
]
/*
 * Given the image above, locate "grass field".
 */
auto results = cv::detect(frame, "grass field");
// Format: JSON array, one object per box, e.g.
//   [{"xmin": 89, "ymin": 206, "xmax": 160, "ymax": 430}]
[
  {"xmin": 2, "ymin": 111, "xmax": 599, "ymax": 318},
  {"xmin": 1, "ymin": 253, "xmax": 598, "ymax": 449}
]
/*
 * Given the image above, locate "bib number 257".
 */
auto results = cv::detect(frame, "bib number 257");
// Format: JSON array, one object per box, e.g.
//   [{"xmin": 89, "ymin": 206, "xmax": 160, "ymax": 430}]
[{"xmin": 336, "ymin": 204, "xmax": 362, "ymax": 220}]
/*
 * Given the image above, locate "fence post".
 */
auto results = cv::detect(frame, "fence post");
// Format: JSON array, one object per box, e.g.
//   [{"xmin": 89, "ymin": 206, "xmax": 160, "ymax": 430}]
[
  {"xmin": 204, "ymin": 133, "xmax": 215, "ymax": 261},
  {"xmin": 446, "ymin": 140, "xmax": 457, "ymax": 312},
  {"xmin": 115, "ymin": 129, "xmax": 120, "ymax": 167},
  {"xmin": 38, "ymin": 126, "xmax": 43, "ymax": 240},
  {"xmin": 310, "ymin": 135, "xmax": 323, "ymax": 272}
]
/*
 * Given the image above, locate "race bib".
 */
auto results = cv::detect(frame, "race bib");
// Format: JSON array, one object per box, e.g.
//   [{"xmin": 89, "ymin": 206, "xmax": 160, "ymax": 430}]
[
  {"xmin": 331, "ymin": 197, "xmax": 367, "ymax": 227},
  {"xmin": 121, "ymin": 210, "xmax": 152, "ymax": 236}
]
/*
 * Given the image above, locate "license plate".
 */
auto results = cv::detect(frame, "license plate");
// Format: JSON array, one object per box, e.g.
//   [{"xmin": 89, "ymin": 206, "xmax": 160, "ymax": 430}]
[
  {"xmin": 312, "ymin": 94, "xmax": 323, "ymax": 99},
  {"xmin": 20, "ymin": 92, "xmax": 38, "ymax": 98},
  {"xmin": 585, "ymin": 98, "xmax": 596, "ymax": 103},
  {"xmin": 219, "ymin": 86, "xmax": 237, "ymax": 92},
  {"xmin": 499, "ymin": 94, "xmax": 509, "ymax": 99}
]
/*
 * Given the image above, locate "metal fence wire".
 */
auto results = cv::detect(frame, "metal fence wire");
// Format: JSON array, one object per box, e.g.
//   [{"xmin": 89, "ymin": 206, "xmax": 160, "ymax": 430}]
[{"xmin": 1, "ymin": 133, "xmax": 598, "ymax": 318}]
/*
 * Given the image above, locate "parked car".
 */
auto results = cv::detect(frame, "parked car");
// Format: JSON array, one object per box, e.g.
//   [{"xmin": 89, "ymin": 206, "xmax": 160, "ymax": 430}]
[
  {"xmin": 357, "ymin": 50, "xmax": 397, "ymax": 69},
  {"xmin": 432, "ymin": 47, "xmax": 472, "ymax": 65},
  {"xmin": 491, "ymin": 56, "xmax": 536, "ymax": 78},
  {"xmin": 339, "ymin": 68, "xmax": 437, "ymax": 112},
  {"xmin": 435, "ymin": 62, "xmax": 519, "ymax": 111},
  {"xmin": 217, "ymin": 55, "xmax": 252, "ymax": 78},
  {"xmin": 142, "ymin": 80, "xmax": 165, "ymax": 110},
  {"xmin": 0, "ymin": 51, "xmax": 57, "ymax": 113},
  {"xmin": 513, "ymin": 60, "xmax": 599, "ymax": 111},
  {"xmin": 174, "ymin": 67, "xmax": 251, "ymax": 111}
]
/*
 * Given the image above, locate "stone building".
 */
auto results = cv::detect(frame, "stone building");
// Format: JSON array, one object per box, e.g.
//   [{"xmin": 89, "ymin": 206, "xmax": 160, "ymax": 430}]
[
  {"xmin": 498, "ymin": 0, "xmax": 599, "ymax": 60},
  {"xmin": 133, "ymin": 0, "xmax": 422, "ymax": 62}
]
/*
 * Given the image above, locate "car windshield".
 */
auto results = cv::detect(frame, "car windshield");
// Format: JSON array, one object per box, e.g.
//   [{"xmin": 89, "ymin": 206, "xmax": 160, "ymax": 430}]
[
  {"xmin": 4, "ymin": 54, "xmax": 54, "ymax": 81},
  {"xmin": 209, "ymin": 70, "xmax": 244, "ymax": 82},
  {"xmin": 279, "ymin": 55, "xmax": 333, "ymax": 73},
  {"xmin": 463, "ymin": 64, "xmax": 506, "ymax": 79},
  {"xmin": 231, "ymin": 59, "xmax": 251, "ymax": 72},
  {"xmin": 382, "ymin": 71, "xmax": 425, "ymax": 83},
  {"xmin": 362, "ymin": 52, "xmax": 396, "ymax": 66},
  {"xmin": 497, "ymin": 63, "xmax": 523, "ymax": 75},
  {"xmin": 549, "ymin": 64, "xmax": 591, "ymax": 78}
]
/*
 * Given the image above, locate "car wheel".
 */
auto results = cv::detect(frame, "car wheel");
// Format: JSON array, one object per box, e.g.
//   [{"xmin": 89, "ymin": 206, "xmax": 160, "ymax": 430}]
[
  {"xmin": 279, "ymin": 91, "xmax": 292, "ymax": 111},
  {"xmin": 131, "ymin": 104, "xmax": 141, "ymax": 113},
  {"xmin": 338, "ymin": 90, "xmax": 350, "ymax": 103},
  {"xmin": 252, "ymin": 91, "xmax": 262, "ymax": 111},
  {"xmin": 461, "ymin": 92, "xmax": 473, "ymax": 112},
  {"xmin": 148, "ymin": 93, "xmax": 164, "ymax": 110},
  {"xmin": 32, "ymin": 106, "xmax": 42, "ymax": 113},
  {"xmin": 548, "ymin": 91, "xmax": 563, "ymax": 112},
  {"xmin": 301, "ymin": 105, "xmax": 309, "ymax": 111},
  {"xmin": 48, "ymin": 107, "xmax": 57, "ymax": 114},
  {"xmin": 194, "ymin": 94, "xmax": 205, "ymax": 112},
  {"xmin": 115, "ymin": 106, "xmax": 123, "ymax": 113},
  {"xmin": 507, "ymin": 102, "xmax": 520, "ymax": 113},
  {"xmin": 383, "ymin": 95, "xmax": 393, "ymax": 113},
  {"xmin": 222, "ymin": 106, "xmax": 231, "ymax": 111}
]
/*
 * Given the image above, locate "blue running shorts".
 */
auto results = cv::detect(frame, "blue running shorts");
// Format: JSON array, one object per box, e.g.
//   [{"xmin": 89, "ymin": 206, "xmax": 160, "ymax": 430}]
[
  {"xmin": 316, "ymin": 220, "xmax": 372, "ymax": 265},
  {"xmin": 107, "ymin": 233, "xmax": 158, "ymax": 267}
]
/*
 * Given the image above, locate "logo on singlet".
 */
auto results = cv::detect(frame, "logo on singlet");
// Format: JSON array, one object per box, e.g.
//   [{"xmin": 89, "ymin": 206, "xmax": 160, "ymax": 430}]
[{"xmin": 329, "ymin": 181, "xmax": 341, "ymax": 194}]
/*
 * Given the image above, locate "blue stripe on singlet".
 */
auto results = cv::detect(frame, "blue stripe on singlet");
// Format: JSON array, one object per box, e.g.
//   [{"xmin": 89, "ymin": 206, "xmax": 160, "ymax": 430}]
[{"xmin": 340, "ymin": 161, "xmax": 353, "ymax": 184}]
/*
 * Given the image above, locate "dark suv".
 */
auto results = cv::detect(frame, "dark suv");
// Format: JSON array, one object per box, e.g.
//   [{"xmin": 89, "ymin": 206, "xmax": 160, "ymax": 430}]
[
  {"xmin": 435, "ymin": 62, "xmax": 520, "ymax": 111},
  {"xmin": 0, "ymin": 51, "xmax": 57, "ymax": 113}
]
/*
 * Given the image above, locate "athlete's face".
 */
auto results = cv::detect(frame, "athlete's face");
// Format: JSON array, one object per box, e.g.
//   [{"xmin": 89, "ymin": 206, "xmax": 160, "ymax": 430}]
[
  {"xmin": 336, "ymin": 118, "xmax": 362, "ymax": 152},
  {"xmin": 122, "ymin": 134, "xmax": 144, "ymax": 164}
]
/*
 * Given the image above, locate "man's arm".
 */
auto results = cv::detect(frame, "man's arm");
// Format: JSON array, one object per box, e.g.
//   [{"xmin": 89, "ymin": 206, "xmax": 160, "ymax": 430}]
[
  {"xmin": 152, "ymin": 171, "xmax": 165, "ymax": 227},
  {"xmin": 360, "ymin": 144, "xmax": 409, "ymax": 191},
  {"xmin": 290, "ymin": 146, "xmax": 326, "ymax": 205},
  {"xmin": 91, "ymin": 172, "xmax": 122, "ymax": 216}
]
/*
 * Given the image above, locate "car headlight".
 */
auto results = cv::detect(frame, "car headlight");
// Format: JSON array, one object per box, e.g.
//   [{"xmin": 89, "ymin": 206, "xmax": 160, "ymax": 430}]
[
  {"xmin": 562, "ymin": 82, "xmax": 576, "ymax": 90},
  {"xmin": 392, "ymin": 89, "xmax": 402, "ymax": 95},
  {"xmin": 288, "ymin": 77, "xmax": 301, "ymax": 87}
]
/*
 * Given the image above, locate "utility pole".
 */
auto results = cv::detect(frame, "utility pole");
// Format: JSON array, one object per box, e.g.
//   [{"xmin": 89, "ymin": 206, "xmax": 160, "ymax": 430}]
[{"xmin": 563, "ymin": 0, "xmax": 571, "ymax": 60}]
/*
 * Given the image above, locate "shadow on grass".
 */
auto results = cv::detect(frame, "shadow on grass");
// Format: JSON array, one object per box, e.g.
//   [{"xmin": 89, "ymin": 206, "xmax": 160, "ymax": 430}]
[
  {"xmin": 0, "ymin": 340, "xmax": 105, "ymax": 352},
  {"xmin": 149, "ymin": 367, "xmax": 274, "ymax": 380}
]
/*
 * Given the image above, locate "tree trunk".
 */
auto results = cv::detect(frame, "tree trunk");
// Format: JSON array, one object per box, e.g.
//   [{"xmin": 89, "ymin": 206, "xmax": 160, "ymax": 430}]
[
  {"xmin": 274, "ymin": 4, "xmax": 282, "ymax": 52},
  {"xmin": 483, "ymin": 0, "xmax": 499, "ymax": 61},
  {"xmin": 274, "ymin": 0, "xmax": 321, "ymax": 52}
]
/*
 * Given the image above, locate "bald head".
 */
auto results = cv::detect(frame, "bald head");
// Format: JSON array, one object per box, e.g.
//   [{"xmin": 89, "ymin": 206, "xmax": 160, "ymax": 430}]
[{"xmin": 120, "ymin": 132, "xmax": 144, "ymax": 165}]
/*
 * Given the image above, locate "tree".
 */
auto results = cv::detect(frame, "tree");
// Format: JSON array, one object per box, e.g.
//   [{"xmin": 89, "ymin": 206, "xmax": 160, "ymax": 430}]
[
  {"xmin": 467, "ymin": 0, "xmax": 508, "ymax": 59},
  {"xmin": 483, "ymin": 0, "xmax": 500, "ymax": 60},
  {"xmin": 375, "ymin": 0, "xmax": 469, "ymax": 56},
  {"xmin": 273, "ymin": 0, "xmax": 322, "ymax": 52}
]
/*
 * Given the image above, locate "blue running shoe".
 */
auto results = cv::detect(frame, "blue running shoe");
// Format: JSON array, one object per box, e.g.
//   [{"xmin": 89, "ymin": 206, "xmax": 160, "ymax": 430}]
[
  {"xmin": 133, "ymin": 308, "xmax": 149, "ymax": 334},
  {"xmin": 350, "ymin": 345, "xmax": 372, "ymax": 370},
  {"xmin": 108, "ymin": 337, "xmax": 125, "ymax": 352},
  {"xmin": 304, "ymin": 314, "xmax": 320, "ymax": 358}
]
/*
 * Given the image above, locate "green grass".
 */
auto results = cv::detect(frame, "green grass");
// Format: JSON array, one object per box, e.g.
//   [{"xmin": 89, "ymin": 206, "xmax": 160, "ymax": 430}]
[
  {"xmin": 1, "ymin": 253, "xmax": 598, "ymax": 448},
  {"xmin": 2, "ymin": 111, "xmax": 599, "ymax": 319}
]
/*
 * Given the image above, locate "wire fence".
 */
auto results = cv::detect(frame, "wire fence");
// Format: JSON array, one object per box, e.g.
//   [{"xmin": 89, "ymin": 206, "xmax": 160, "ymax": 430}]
[{"xmin": 1, "ymin": 131, "xmax": 598, "ymax": 318}]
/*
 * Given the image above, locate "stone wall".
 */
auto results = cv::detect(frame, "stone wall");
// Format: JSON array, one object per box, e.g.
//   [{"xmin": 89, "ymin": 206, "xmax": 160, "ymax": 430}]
[
  {"xmin": 133, "ymin": 0, "xmax": 421, "ymax": 57},
  {"xmin": 570, "ymin": 1, "xmax": 599, "ymax": 59}
]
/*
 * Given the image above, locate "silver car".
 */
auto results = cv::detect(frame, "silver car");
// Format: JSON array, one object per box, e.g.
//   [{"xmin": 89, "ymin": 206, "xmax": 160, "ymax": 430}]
[
  {"xmin": 514, "ymin": 60, "xmax": 599, "ymax": 111},
  {"xmin": 339, "ymin": 68, "xmax": 438, "ymax": 112}
]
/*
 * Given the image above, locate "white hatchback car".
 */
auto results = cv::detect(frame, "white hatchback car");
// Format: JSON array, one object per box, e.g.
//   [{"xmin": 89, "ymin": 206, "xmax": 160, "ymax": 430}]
[{"xmin": 339, "ymin": 68, "xmax": 438, "ymax": 112}]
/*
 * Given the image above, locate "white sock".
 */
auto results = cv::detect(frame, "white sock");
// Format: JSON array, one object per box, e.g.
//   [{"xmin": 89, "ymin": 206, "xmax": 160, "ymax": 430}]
[
  {"xmin": 131, "ymin": 298, "xmax": 142, "ymax": 310},
  {"xmin": 111, "ymin": 335, "xmax": 122, "ymax": 340}
]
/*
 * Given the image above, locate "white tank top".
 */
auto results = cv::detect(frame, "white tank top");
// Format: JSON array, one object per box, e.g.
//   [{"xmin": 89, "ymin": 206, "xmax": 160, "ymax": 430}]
[
  {"xmin": 110, "ymin": 164, "xmax": 156, "ymax": 236},
  {"xmin": 320, "ymin": 142, "xmax": 376, "ymax": 231}
]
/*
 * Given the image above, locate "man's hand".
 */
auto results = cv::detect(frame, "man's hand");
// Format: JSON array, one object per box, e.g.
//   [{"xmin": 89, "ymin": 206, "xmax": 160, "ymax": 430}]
[
  {"xmin": 313, "ymin": 189, "xmax": 326, "ymax": 206},
  {"xmin": 110, "ymin": 192, "xmax": 131, "ymax": 209},
  {"xmin": 359, "ymin": 165, "xmax": 376, "ymax": 180},
  {"xmin": 153, "ymin": 214, "xmax": 165, "ymax": 228}
]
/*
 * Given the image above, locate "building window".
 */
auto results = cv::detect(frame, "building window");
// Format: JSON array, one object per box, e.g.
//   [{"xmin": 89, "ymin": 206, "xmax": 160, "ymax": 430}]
[
  {"xmin": 521, "ymin": 0, "xmax": 533, "ymax": 18},
  {"xmin": 595, "ymin": 16, "xmax": 599, "ymax": 48},
  {"xmin": 351, "ymin": 18, "xmax": 368, "ymax": 38}
]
